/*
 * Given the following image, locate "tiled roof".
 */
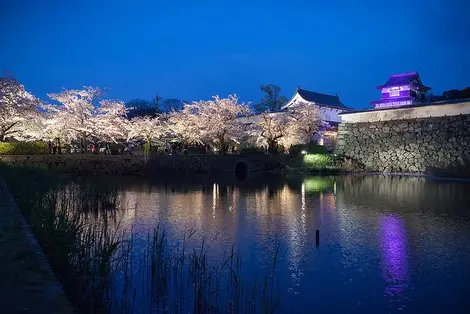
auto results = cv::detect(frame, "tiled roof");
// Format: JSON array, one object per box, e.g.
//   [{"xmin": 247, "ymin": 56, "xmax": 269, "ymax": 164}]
[
  {"xmin": 295, "ymin": 88, "xmax": 349, "ymax": 110},
  {"xmin": 377, "ymin": 72, "xmax": 431, "ymax": 90}
]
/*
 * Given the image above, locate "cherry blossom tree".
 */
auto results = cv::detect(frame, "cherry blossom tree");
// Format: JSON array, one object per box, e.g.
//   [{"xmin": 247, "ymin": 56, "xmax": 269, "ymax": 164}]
[
  {"xmin": 168, "ymin": 107, "xmax": 203, "ymax": 145},
  {"xmin": 249, "ymin": 112, "xmax": 294, "ymax": 154},
  {"xmin": 47, "ymin": 87, "xmax": 103, "ymax": 151},
  {"xmin": 248, "ymin": 102, "xmax": 323, "ymax": 153},
  {"xmin": 0, "ymin": 75, "xmax": 41, "ymax": 141},
  {"xmin": 33, "ymin": 111, "xmax": 76, "ymax": 153},
  {"xmin": 286, "ymin": 101, "xmax": 323, "ymax": 144},
  {"xmin": 127, "ymin": 115, "xmax": 169, "ymax": 152},
  {"xmin": 170, "ymin": 95, "xmax": 250, "ymax": 154},
  {"xmin": 91, "ymin": 99, "xmax": 128, "ymax": 144}
]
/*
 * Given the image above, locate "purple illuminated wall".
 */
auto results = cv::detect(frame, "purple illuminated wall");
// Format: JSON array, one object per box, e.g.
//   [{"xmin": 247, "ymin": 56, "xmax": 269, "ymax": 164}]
[{"xmin": 381, "ymin": 90, "xmax": 411, "ymax": 99}]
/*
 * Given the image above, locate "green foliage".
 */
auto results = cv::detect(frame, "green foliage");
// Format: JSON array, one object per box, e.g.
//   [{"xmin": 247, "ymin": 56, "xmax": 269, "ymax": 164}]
[
  {"xmin": 290, "ymin": 143, "xmax": 328, "ymax": 157},
  {"xmin": 0, "ymin": 141, "xmax": 48, "ymax": 155},
  {"xmin": 303, "ymin": 154, "xmax": 333, "ymax": 168},
  {"xmin": 239, "ymin": 146, "xmax": 266, "ymax": 155}
]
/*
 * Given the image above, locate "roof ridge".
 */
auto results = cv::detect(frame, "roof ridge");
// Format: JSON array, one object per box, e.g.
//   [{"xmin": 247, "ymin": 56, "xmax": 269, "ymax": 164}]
[
  {"xmin": 390, "ymin": 71, "xmax": 418, "ymax": 77},
  {"xmin": 293, "ymin": 88, "xmax": 349, "ymax": 110},
  {"xmin": 298, "ymin": 88, "xmax": 340, "ymax": 98}
]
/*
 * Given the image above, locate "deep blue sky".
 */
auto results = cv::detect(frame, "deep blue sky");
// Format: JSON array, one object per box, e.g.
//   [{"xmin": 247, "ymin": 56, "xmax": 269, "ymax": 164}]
[{"xmin": 1, "ymin": 0, "xmax": 469, "ymax": 109}]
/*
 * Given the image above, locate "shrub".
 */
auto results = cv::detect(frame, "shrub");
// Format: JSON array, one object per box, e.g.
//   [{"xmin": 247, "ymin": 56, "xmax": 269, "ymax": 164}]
[
  {"xmin": 0, "ymin": 141, "xmax": 49, "ymax": 155},
  {"xmin": 332, "ymin": 154, "xmax": 365, "ymax": 172},
  {"xmin": 239, "ymin": 146, "xmax": 265, "ymax": 155},
  {"xmin": 289, "ymin": 143, "xmax": 328, "ymax": 157},
  {"xmin": 303, "ymin": 154, "xmax": 333, "ymax": 168}
]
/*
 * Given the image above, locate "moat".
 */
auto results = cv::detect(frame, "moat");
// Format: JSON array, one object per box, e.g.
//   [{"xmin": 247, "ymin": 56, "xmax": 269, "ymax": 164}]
[
  {"xmin": 70, "ymin": 174, "xmax": 470, "ymax": 312},
  {"xmin": 4, "ymin": 171, "xmax": 470, "ymax": 313}
]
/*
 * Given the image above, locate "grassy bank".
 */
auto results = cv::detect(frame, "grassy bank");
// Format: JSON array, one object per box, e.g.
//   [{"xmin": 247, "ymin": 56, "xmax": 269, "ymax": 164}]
[
  {"xmin": 0, "ymin": 180, "xmax": 74, "ymax": 313},
  {"xmin": 0, "ymin": 141, "xmax": 49, "ymax": 155},
  {"xmin": 284, "ymin": 153, "xmax": 363, "ymax": 174},
  {"xmin": 1, "ymin": 165, "xmax": 282, "ymax": 313}
]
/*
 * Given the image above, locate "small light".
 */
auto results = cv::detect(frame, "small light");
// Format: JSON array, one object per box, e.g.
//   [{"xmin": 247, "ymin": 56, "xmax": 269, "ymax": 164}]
[{"xmin": 301, "ymin": 150, "xmax": 307, "ymax": 155}]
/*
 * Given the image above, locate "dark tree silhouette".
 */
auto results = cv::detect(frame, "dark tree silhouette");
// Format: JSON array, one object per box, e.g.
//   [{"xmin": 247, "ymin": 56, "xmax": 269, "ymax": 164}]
[
  {"xmin": 427, "ymin": 87, "xmax": 470, "ymax": 102},
  {"xmin": 160, "ymin": 98, "xmax": 184, "ymax": 112},
  {"xmin": 126, "ymin": 99, "xmax": 158, "ymax": 118},
  {"xmin": 254, "ymin": 84, "xmax": 288, "ymax": 113}
]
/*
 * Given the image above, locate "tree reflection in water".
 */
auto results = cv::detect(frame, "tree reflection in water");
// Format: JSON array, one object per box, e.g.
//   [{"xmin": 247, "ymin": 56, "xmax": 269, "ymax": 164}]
[{"xmin": 29, "ymin": 172, "xmax": 470, "ymax": 313}]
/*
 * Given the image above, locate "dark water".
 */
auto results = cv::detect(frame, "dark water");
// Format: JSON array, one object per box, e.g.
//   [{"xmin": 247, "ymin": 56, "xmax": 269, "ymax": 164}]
[{"xmin": 86, "ymin": 174, "xmax": 470, "ymax": 313}]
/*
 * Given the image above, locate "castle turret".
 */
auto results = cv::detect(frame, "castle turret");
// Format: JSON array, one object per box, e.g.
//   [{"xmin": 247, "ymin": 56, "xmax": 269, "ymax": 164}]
[{"xmin": 371, "ymin": 72, "xmax": 431, "ymax": 109}]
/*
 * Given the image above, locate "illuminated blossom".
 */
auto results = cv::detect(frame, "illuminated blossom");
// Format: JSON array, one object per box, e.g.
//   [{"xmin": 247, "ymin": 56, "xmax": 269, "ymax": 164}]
[
  {"xmin": 170, "ymin": 95, "xmax": 250, "ymax": 153},
  {"xmin": 0, "ymin": 75, "xmax": 41, "ymax": 141},
  {"xmin": 287, "ymin": 101, "xmax": 323, "ymax": 144},
  {"xmin": 248, "ymin": 102, "xmax": 323, "ymax": 153},
  {"xmin": 248, "ymin": 112, "xmax": 293, "ymax": 153},
  {"xmin": 46, "ymin": 87, "xmax": 104, "ymax": 148},
  {"xmin": 92, "ymin": 99, "xmax": 128, "ymax": 143},
  {"xmin": 127, "ymin": 115, "xmax": 169, "ymax": 148}
]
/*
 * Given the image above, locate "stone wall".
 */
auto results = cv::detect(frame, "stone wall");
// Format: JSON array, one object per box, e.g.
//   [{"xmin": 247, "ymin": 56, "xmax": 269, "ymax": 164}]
[
  {"xmin": 336, "ymin": 114, "xmax": 470, "ymax": 173},
  {"xmin": 0, "ymin": 154, "xmax": 285, "ymax": 174}
]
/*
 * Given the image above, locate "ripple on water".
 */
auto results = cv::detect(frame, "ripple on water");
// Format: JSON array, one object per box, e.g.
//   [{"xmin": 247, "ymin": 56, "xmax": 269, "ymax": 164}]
[{"xmin": 64, "ymin": 174, "xmax": 470, "ymax": 313}]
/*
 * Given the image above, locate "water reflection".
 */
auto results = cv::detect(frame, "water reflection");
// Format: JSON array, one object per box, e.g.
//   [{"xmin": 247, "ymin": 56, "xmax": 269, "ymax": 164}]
[
  {"xmin": 379, "ymin": 215, "xmax": 410, "ymax": 309},
  {"xmin": 60, "ymin": 173, "xmax": 470, "ymax": 313}
]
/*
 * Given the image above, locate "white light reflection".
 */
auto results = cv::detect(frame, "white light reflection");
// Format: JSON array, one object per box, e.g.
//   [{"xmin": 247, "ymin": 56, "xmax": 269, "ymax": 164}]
[
  {"xmin": 212, "ymin": 183, "xmax": 218, "ymax": 220},
  {"xmin": 301, "ymin": 182, "xmax": 306, "ymax": 236}
]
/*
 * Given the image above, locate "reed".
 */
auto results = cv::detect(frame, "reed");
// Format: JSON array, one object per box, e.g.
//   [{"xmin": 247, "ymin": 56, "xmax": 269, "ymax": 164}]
[{"xmin": 1, "ymin": 165, "xmax": 282, "ymax": 313}]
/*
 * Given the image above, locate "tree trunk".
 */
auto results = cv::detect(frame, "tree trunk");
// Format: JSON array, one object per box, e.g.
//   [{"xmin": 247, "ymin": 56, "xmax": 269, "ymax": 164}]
[
  {"xmin": 144, "ymin": 137, "xmax": 151, "ymax": 155},
  {"xmin": 0, "ymin": 132, "xmax": 5, "ymax": 142},
  {"xmin": 81, "ymin": 133, "xmax": 87, "ymax": 154},
  {"xmin": 268, "ymin": 140, "xmax": 277, "ymax": 155},
  {"xmin": 57, "ymin": 137, "xmax": 62, "ymax": 154},
  {"xmin": 217, "ymin": 136, "xmax": 226, "ymax": 155},
  {"xmin": 218, "ymin": 142, "xmax": 225, "ymax": 155}
]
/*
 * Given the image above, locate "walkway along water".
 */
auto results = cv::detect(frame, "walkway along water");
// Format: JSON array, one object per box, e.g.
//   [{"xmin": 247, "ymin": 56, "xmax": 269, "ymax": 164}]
[{"xmin": 0, "ymin": 177, "xmax": 75, "ymax": 314}]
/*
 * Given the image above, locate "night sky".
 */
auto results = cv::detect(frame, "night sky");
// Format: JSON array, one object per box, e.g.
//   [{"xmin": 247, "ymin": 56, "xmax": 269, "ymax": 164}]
[{"xmin": 1, "ymin": 0, "xmax": 469, "ymax": 109}]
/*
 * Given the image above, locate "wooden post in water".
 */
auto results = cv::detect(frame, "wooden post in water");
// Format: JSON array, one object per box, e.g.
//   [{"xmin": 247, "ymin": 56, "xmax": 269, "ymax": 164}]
[{"xmin": 315, "ymin": 229, "xmax": 320, "ymax": 247}]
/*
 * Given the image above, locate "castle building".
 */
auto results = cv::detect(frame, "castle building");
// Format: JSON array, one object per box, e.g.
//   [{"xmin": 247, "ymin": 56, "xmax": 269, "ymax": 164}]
[
  {"xmin": 282, "ymin": 87, "xmax": 351, "ymax": 125},
  {"xmin": 282, "ymin": 87, "xmax": 352, "ymax": 148},
  {"xmin": 371, "ymin": 72, "xmax": 431, "ymax": 109}
]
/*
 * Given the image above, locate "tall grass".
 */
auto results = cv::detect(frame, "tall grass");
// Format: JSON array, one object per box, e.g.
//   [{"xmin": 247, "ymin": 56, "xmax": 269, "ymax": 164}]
[
  {"xmin": 0, "ymin": 165, "xmax": 282, "ymax": 314},
  {"xmin": 1, "ymin": 165, "xmax": 123, "ymax": 312}
]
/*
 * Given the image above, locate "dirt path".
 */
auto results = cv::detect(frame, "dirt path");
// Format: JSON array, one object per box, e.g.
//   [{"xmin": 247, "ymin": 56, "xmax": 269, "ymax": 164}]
[{"xmin": 0, "ymin": 178, "xmax": 75, "ymax": 314}]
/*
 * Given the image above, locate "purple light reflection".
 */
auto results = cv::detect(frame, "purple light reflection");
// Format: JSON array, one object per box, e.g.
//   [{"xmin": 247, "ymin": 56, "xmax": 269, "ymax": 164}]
[{"xmin": 379, "ymin": 215, "xmax": 410, "ymax": 306}]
